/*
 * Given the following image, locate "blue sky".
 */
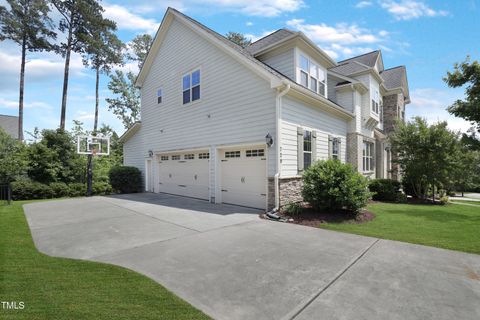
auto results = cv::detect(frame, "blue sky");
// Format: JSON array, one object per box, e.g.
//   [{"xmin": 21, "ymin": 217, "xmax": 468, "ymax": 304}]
[{"xmin": 0, "ymin": 0, "xmax": 478, "ymax": 139}]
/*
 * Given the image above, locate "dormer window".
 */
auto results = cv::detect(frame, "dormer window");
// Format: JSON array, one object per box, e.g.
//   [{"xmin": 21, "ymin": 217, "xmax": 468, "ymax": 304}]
[{"xmin": 298, "ymin": 53, "xmax": 326, "ymax": 97}]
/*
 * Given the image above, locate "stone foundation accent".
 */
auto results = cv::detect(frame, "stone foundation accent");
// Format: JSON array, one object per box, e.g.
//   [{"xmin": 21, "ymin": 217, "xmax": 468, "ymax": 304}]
[
  {"xmin": 267, "ymin": 177, "xmax": 276, "ymax": 211},
  {"xmin": 279, "ymin": 177, "xmax": 303, "ymax": 208}
]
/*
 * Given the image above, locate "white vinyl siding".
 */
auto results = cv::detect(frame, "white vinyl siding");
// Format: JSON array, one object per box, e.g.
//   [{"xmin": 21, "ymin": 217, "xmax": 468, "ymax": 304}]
[
  {"xmin": 140, "ymin": 18, "xmax": 277, "ymax": 177},
  {"xmin": 281, "ymin": 96, "xmax": 347, "ymax": 177},
  {"xmin": 123, "ymin": 128, "xmax": 146, "ymax": 179},
  {"xmin": 257, "ymin": 47, "xmax": 295, "ymax": 80}
]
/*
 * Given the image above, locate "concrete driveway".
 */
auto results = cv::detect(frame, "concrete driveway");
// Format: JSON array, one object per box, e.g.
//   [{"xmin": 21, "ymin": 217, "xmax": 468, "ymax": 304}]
[{"xmin": 24, "ymin": 194, "xmax": 480, "ymax": 320}]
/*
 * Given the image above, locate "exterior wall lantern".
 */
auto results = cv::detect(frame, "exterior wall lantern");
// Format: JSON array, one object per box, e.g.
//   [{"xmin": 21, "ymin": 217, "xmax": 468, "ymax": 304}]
[
  {"xmin": 265, "ymin": 133, "xmax": 274, "ymax": 147},
  {"xmin": 148, "ymin": 150, "xmax": 154, "ymax": 157}
]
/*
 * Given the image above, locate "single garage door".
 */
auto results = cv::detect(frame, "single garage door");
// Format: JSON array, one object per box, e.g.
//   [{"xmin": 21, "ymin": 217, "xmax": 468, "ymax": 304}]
[
  {"xmin": 158, "ymin": 151, "xmax": 210, "ymax": 200},
  {"xmin": 220, "ymin": 147, "xmax": 267, "ymax": 209}
]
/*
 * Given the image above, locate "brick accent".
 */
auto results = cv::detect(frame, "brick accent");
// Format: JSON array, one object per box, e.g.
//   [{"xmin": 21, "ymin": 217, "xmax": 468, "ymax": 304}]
[{"xmin": 279, "ymin": 177, "xmax": 303, "ymax": 208}]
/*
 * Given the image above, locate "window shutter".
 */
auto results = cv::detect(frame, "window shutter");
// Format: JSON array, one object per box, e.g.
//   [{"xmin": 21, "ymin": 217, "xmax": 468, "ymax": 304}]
[
  {"xmin": 311, "ymin": 131, "xmax": 317, "ymax": 162},
  {"xmin": 297, "ymin": 127, "xmax": 304, "ymax": 173},
  {"xmin": 372, "ymin": 142, "xmax": 376, "ymax": 169},
  {"xmin": 328, "ymin": 135, "xmax": 333, "ymax": 159}
]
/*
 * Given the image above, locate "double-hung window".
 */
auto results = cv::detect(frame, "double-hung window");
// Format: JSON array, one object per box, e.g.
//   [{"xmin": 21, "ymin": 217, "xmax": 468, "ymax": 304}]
[
  {"xmin": 303, "ymin": 130, "xmax": 312, "ymax": 170},
  {"xmin": 299, "ymin": 54, "xmax": 326, "ymax": 97},
  {"xmin": 362, "ymin": 141, "xmax": 374, "ymax": 172},
  {"xmin": 372, "ymin": 90, "xmax": 379, "ymax": 114},
  {"xmin": 332, "ymin": 138, "xmax": 340, "ymax": 160},
  {"xmin": 183, "ymin": 69, "xmax": 200, "ymax": 104}
]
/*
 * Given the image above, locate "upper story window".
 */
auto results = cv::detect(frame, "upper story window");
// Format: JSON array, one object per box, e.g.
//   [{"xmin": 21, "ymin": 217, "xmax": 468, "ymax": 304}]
[
  {"xmin": 299, "ymin": 53, "xmax": 326, "ymax": 97},
  {"xmin": 303, "ymin": 130, "xmax": 312, "ymax": 170},
  {"xmin": 157, "ymin": 88, "xmax": 163, "ymax": 104},
  {"xmin": 372, "ymin": 90, "xmax": 379, "ymax": 114},
  {"xmin": 183, "ymin": 69, "xmax": 200, "ymax": 104}
]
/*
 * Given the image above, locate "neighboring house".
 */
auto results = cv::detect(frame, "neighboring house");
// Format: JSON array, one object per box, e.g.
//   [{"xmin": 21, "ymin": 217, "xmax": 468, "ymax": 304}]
[
  {"xmin": 0, "ymin": 114, "xmax": 19, "ymax": 140},
  {"xmin": 120, "ymin": 8, "xmax": 410, "ymax": 211}
]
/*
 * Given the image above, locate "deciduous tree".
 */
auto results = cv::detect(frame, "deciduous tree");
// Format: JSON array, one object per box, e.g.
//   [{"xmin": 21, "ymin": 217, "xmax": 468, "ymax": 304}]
[{"xmin": 226, "ymin": 31, "xmax": 251, "ymax": 48}]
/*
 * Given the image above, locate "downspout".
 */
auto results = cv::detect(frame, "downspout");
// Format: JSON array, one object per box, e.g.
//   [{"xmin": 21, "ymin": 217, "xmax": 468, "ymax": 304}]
[{"xmin": 274, "ymin": 81, "xmax": 291, "ymax": 211}]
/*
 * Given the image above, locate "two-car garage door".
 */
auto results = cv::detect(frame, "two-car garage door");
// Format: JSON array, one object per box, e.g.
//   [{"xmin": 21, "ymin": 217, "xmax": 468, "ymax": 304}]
[{"xmin": 156, "ymin": 146, "xmax": 267, "ymax": 209}]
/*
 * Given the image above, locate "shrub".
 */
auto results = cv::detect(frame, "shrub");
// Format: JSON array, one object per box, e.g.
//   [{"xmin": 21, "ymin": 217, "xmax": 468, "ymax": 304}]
[
  {"xmin": 11, "ymin": 179, "xmax": 54, "ymax": 200},
  {"xmin": 395, "ymin": 192, "xmax": 408, "ymax": 203},
  {"xmin": 369, "ymin": 179, "xmax": 403, "ymax": 202},
  {"xmin": 49, "ymin": 182, "xmax": 70, "ymax": 198},
  {"xmin": 302, "ymin": 160, "xmax": 371, "ymax": 214},
  {"xmin": 109, "ymin": 166, "xmax": 142, "ymax": 194},
  {"xmin": 92, "ymin": 181, "xmax": 113, "ymax": 195},
  {"xmin": 439, "ymin": 195, "xmax": 449, "ymax": 205},
  {"xmin": 69, "ymin": 183, "xmax": 86, "ymax": 197},
  {"xmin": 283, "ymin": 202, "xmax": 303, "ymax": 215}
]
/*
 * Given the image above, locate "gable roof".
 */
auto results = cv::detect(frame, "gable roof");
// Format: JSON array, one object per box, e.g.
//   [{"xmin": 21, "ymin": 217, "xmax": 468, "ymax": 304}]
[
  {"xmin": 136, "ymin": 8, "xmax": 287, "ymax": 88},
  {"xmin": 337, "ymin": 50, "xmax": 381, "ymax": 68},
  {"xmin": 0, "ymin": 114, "xmax": 19, "ymax": 139},
  {"xmin": 245, "ymin": 29, "xmax": 296, "ymax": 54},
  {"xmin": 380, "ymin": 66, "xmax": 410, "ymax": 101},
  {"xmin": 119, "ymin": 121, "xmax": 141, "ymax": 143}
]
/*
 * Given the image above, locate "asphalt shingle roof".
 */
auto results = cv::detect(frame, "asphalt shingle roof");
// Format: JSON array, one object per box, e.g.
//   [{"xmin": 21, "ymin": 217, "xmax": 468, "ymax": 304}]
[
  {"xmin": 0, "ymin": 115, "xmax": 19, "ymax": 139},
  {"xmin": 329, "ymin": 61, "xmax": 369, "ymax": 76},
  {"xmin": 337, "ymin": 50, "xmax": 380, "ymax": 68},
  {"xmin": 245, "ymin": 29, "xmax": 296, "ymax": 54}
]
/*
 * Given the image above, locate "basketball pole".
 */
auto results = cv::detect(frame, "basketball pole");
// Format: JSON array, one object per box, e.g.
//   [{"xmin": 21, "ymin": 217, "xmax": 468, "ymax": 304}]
[{"xmin": 86, "ymin": 153, "xmax": 93, "ymax": 197}]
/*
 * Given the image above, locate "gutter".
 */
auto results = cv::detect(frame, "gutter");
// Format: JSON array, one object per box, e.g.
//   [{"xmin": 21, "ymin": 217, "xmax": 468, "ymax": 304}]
[{"xmin": 274, "ymin": 81, "xmax": 291, "ymax": 211}]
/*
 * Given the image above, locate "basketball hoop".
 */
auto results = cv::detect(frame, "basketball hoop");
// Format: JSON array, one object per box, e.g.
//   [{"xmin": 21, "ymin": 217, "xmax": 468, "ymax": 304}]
[{"xmin": 76, "ymin": 135, "xmax": 110, "ymax": 156}]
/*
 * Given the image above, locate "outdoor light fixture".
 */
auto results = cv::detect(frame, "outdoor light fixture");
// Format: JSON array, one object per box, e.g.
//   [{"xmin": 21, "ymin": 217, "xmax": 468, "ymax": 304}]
[
  {"xmin": 265, "ymin": 133, "xmax": 274, "ymax": 147},
  {"xmin": 148, "ymin": 150, "xmax": 153, "ymax": 157}
]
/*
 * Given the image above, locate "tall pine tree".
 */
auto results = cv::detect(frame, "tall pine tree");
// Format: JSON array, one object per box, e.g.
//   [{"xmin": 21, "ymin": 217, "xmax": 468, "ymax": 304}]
[
  {"xmin": 52, "ymin": 0, "xmax": 105, "ymax": 130},
  {"xmin": 0, "ymin": 0, "xmax": 56, "ymax": 141}
]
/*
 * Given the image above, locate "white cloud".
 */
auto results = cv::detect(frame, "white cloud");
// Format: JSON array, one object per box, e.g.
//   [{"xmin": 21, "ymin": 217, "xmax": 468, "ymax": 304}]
[
  {"xmin": 189, "ymin": 0, "xmax": 304, "ymax": 17},
  {"xmin": 407, "ymin": 88, "xmax": 471, "ymax": 132},
  {"xmin": 103, "ymin": 3, "xmax": 160, "ymax": 33},
  {"xmin": 246, "ymin": 21, "xmax": 253, "ymax": 26},
  {"xmin": 286, "ymin": 19, "xmax": 389, "ymax": 59},
  {"xmin": 356, "ymin": 1, "xmax": 373, "ymax": 8},
  {"xmin": 380, "ymin": 0, "xmax": 448, "ymax": 20},
  {"xmin": 74, "ymin": 110, "xmax": 95, "ymax": 121},
  {"xmin": 0, "ymin": 97, "xmax": 52, "ymax": 110},
  {"xmin": 0, "ymin": 49, "xmax": 85, "ymax": 92}
]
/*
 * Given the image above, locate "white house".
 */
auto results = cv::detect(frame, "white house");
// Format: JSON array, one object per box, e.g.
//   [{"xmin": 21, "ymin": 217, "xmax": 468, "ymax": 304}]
[{"xmin": 120, "ymin": 8, "xmax": 410, "ymax": 211}]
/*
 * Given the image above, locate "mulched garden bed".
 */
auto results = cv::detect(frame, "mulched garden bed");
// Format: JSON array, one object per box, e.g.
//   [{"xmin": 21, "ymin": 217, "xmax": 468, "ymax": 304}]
[{"xmin": 261, "ymin": 204, "xmax": 375, "ymax": 227}]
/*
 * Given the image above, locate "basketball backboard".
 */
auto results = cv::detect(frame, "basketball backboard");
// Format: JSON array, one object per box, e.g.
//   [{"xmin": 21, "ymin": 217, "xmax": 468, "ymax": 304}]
[{"xmin": 77, "ymin": 135, "xmax": 110, "ymax": 155}]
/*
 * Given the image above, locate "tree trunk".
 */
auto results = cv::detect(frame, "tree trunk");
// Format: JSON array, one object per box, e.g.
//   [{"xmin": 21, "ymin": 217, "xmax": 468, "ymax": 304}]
[
  {"xmin": 432, "ymin": 177, "xmax": 435, "ymax": 203},
  {"xmin": 60, "ymin": 17, "xmax": 74, "ymax": 131},
  {"xmin": 18, "ymin": 35, "xmax": 26, "ymax": 141},
  {"xmin": 94, "ymin": 67, "xmax": 100, "ymax": 132}
]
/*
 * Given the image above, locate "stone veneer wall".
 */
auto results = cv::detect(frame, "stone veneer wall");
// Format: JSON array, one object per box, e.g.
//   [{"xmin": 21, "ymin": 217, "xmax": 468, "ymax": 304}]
[
  {"xmin": 278, "ymin": 177, "xmax": 303, "ymax": 208},
  {"xmin": 267, "ymin": 177, "xmax": 275, "ymax": 210},
  {"xmin": 382, "ymin": 93, "xmax": 405, "ymax": 180}
]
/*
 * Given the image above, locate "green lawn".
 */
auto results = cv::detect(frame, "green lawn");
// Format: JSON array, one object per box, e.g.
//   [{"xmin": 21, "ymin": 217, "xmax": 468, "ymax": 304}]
[
  {"xmin": 319, "ymin": 202, "xmax": 480, "ymax": 254},
  {"xmin": 0, "ymin": 201, "xmax": 210, "ymax": 320}
]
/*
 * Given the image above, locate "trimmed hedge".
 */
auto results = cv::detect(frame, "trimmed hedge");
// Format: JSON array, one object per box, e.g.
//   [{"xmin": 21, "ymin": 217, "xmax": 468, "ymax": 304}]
[
  {"xmin": 109, "ymin": 166, "xmax": 142, "ymax": 194},
  {"xmin": 369, "ymin": 179, "xmax": 405, "ymax": 202},
  {"xmin": 11, "ymin": 179, "xmax": 113, "ymax": 200}
]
